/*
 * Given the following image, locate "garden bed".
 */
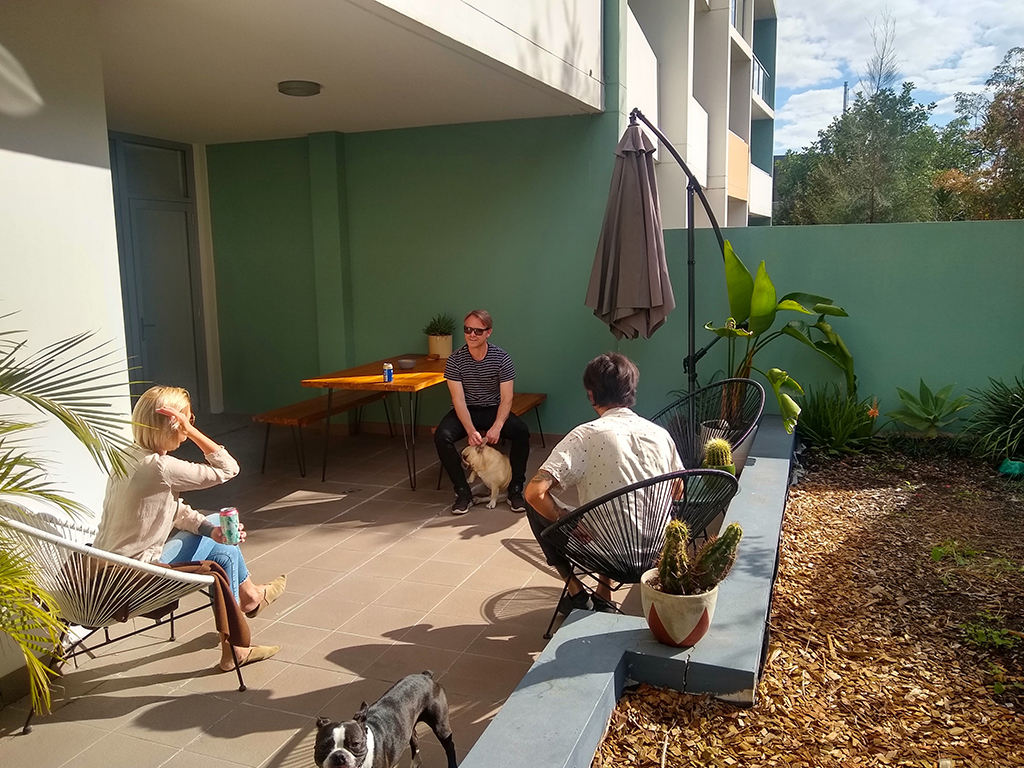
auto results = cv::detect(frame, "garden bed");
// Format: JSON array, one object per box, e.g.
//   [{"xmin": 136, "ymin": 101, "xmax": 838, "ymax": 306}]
[{"xmin": 594, "ymin": 446, "xmax": 1024, "ymax": 767}]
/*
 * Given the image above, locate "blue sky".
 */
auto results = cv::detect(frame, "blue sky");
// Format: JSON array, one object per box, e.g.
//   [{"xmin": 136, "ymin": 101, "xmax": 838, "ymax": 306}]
[{"xmin": 774, "ymin": 0, "xmax": 1024, "ymax": 153}]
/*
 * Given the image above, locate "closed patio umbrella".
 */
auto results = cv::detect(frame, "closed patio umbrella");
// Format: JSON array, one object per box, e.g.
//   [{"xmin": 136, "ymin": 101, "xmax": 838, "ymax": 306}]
[{"xmin": 585, "ymin": 123, "xmax": 674, "ymax": 340}]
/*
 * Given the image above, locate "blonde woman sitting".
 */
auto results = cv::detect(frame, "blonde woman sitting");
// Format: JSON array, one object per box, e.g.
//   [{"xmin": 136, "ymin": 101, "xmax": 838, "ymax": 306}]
[{"xmin": 94, "ymin": 385, "xmax": 286, "ymax": 671}]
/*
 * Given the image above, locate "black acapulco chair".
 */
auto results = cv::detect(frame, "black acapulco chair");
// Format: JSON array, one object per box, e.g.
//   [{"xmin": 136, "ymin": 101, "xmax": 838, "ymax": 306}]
[
  {"xmin": 650, "ymin": 378, "xmax": 766, "ymax": 473},
  {"xmin": 539, "ymin": 468, "xmax": 739, "ymax": 639}
]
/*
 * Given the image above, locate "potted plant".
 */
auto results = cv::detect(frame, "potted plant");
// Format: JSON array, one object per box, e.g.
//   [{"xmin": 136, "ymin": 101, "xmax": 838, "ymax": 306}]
[
  {"xmin": 422, "ymin": 313, "xmax": 456, "ymax": 359},
  {"xmin": 1, "ymin": 323, "xmax": 129, "ymax": 717},
  {"xmin": 701, "ymin": 438, "xmax": 735, "ymax": 475},
  {"xmin": 640, "ymin": 520, "xmax": 743, "ymax": 648}
]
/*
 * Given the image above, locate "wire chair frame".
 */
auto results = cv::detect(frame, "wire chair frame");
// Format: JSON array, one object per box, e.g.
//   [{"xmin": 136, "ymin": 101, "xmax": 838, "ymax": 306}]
[
  {"xmin": 539, "ymin": 469, "xmax": 739, "ymax": 638},
  {"xmin": 650, "ymin": 378, "xmax": 765, "ymax": 469},
  {"xmin": 1, "ymin": 510, "xmax": 247, "ymax": 733}
]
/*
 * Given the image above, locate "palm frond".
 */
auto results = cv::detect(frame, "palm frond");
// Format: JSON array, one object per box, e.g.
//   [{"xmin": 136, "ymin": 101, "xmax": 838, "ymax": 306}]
[
  {"xmin": 0, "ymin": 518, "xmax": 64, "ymax": 715},
  {"xmin": 0, "ymin": 440, "xmax": 90, "ymax": 517},
  {"xmin": 0, "ymin": 329, "xmax": 132, "ymax": 476}
]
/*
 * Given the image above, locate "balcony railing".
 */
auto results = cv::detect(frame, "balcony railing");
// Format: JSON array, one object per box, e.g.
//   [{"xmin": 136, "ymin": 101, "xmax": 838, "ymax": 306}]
[
  {"xmin": 752, "ymin": 54, "xmax": 770, "ymax": 103},
  {"xmin": 730, "ymin": 0, "xmax": 745, "ymax": 34}
]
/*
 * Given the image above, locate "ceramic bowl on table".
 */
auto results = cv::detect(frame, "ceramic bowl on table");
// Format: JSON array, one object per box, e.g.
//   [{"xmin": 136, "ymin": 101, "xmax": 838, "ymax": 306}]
[{"xmin": 397, "ymin": 358, "xmax": 416, "ymax": 370}]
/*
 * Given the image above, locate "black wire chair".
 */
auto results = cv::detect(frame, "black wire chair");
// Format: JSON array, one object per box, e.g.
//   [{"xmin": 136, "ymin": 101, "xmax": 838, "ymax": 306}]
[
  {"xmin": 650, "ymin": 378, "xmax": 765, "ymax": 471},
  {"xmin": 539, "ymin": 468, "xmax": 739, "ymax": 639}
]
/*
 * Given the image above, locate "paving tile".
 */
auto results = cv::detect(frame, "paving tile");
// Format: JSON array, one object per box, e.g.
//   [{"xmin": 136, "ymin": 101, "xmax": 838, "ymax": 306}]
[
  {"xmin": 277, "ymin": 566, "xmax": 346, "ymax": 596},
  {"xmin": 243, "ymin": 621, "xmax": 331, "ymax": 664},
  {"xmin": 339, "ymin": 604, "xmax": 426, "ymax": 642},
  {"xmin": 361, "ymin": 642, "xmax": 461, "ymax": 685},
  {"xmin": 382, "ymin": 535, "xmax": 448, "ymax": 560},
  {"xmin": 320, "ymin": 677, "xmax": 395, "ymax": 721},
  {"xmin": 49, "ymin": 677, "xmax": 183, "ymax": 732},
  {"xmin": 116, "ymin": 690, "xmax": 240, "ymax": 747},
  {"xmin": 0, "ymin": 720, "xmax": 104, "ymax": 766},
  {"xmin": 332, "ymin": 530, "xmax": 404, "ymax": 554},
  {"xmin": 304, "ymin": 545, "xmax": 374, "ymax": 573},
  {"xmin": 438, "ymin": 654, "xmax": 532, "ymax": 703},
  {"xmin": 431, "ymin": 541, "xmax": 501, "ymax": 566},
  {"xmin": 406, "ymin": 559, "xmax": 476, "ymax": 587},
  {"xmin": 296, "ymin": 631, "xmax": 394, "ymax": 676},
  {"xmin": 160, "ymin": 751, "xmax": 251, "ymax": 768},
  {"xmin": 353, "ymin": 553, "xmax": 423, "ymax": 580},
  {"xmin": 276, "ymin": 594, "xmax": 366, "ymax": 631},
  {"xmin": 462, "ymin": 565, "xmax": 533, "ymax": 592},
  {"xmin": 381, "ymin": 613, "xmax": 486, "ymax": 654},
  {"xmin": 183, "ymin": 703, "xmax": 307, "ymax": 764},
  {"xmin": 331, "ymin": 572, "xmax": 401, "ymax": 603},
  {"xmin": 431, "ymin": 588, "xmax": 499, "ymax": 621},
  {"xmin": 374, "ymin": 580, "xmax": 453, "ymax": 612},
  {"xmin": 241, "ymin": 663, "xmax": 356, "ymax": 717},
  {"xmin": 57, "ymin": 728, "xmax": 180, "ymax": 767}
]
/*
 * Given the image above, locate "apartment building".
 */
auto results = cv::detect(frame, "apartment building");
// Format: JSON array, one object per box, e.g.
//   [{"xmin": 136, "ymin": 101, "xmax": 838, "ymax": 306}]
[{"xmin": 629, "ymin": 0, "xmax": 777, "ymax": 227}]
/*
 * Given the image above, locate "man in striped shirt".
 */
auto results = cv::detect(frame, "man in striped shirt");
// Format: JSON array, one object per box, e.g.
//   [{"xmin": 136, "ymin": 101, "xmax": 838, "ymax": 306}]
[{"xmin": 434, "ymin": 309, "xmax": 530, "ymax": 515}]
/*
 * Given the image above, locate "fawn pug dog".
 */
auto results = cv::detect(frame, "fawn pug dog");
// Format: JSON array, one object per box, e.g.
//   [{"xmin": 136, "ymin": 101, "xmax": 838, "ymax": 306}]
[{"xmin": 461, "ymin": 444, "xmax": 512, "ymax": 509}]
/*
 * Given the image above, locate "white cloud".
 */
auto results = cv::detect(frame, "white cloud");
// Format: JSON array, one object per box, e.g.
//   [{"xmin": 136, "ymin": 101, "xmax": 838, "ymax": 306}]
[
  {"xmin": 777, "ymin": 0, "xmax": 1023, "ymax": 93},
  {"xmin": 773, "ymin": 0, "xmax": 1024, "ymax": 150},
  {"xmin": 774, "ymin": 87, "xmax": 845, "ymax": 152}
]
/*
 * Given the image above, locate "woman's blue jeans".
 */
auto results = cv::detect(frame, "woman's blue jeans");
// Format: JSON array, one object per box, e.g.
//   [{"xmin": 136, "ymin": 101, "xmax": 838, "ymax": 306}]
[{"xmin": 159, "ymin": 513, "xmax": 249, "ymax": 601}]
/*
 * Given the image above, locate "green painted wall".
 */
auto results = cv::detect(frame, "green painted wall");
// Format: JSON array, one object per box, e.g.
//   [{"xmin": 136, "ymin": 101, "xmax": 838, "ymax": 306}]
[
  {"xmin": 206, "ymin": 138, "xmax": 320, "ymax": 413},
  {"xmin": 750, "ymin": 119, "xmax": 773, "ymax": 174},
  {"xmin": 654, "ymin": 221, "xmax": 1024, "ymax": 423}
]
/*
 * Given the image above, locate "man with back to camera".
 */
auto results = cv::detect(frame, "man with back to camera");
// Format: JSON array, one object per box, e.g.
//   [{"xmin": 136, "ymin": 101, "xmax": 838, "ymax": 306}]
[
  {"xmin": 524, "ymin": 352, "xmax": 683, "ymax": 613},
  {"xmin": 434, "ymin": 310, "xmax": 530, "ymax": 515}
]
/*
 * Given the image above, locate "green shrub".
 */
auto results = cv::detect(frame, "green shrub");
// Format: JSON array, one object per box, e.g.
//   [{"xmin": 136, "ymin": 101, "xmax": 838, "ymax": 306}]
[
  {"xmin": 887, "ymin": 379, "xmax": 970, "ymax": 438},
  {"xmin": 962, "ymin": 372, "xmax": 1024, "ymax": 461},
  {"xmin": 797, "ymin": 383, "xmax": 878, "ymax": 454}
]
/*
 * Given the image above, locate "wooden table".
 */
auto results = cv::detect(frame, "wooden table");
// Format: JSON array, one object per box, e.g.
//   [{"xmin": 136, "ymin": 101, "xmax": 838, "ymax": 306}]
[{"xmin": 302, "ymin": 353, "xmax": 447, "ymax": 488}]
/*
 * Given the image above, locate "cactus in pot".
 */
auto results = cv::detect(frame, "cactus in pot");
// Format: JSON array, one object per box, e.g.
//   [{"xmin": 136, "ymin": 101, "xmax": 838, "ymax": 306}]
[
  {"xmin": 702, "ymin": 437, "xmax": 735, "ymax": 475},
  {"xmin": 654, "ymin": 520, "xmax": 743, "ymax": 596}
]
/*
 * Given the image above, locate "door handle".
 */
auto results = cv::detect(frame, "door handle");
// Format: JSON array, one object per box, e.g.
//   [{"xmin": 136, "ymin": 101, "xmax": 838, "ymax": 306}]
[{"xmin": 141, "ymin": 319, "xmax": 157, "ymax": 341}]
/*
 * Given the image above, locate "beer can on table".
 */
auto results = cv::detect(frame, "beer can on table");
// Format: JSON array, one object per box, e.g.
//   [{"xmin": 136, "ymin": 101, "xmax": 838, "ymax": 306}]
[
  {"xmin": 219, "ymin": 507, "xmax": 241, "ymax": 545},
  {"xmin": 383, "ymin": 362, "xmax": 394, "ymax": 383}
]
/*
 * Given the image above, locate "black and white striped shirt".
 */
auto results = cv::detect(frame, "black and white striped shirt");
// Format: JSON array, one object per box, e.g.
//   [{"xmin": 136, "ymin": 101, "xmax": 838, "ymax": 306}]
[{"xmin": 444, "ymin": 344, "xmax": 515, "ymax": 408}]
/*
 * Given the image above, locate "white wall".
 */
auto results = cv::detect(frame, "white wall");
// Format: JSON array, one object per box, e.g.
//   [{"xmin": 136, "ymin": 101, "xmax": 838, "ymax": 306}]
[
  {"xmin": 748, "ymin": 164, "xmax": 772, "ymax": 217},
  {"xmin": 0, "ymin": 0, "xmax": 130, "ymax": 521},
  {"xmin": 626, "ymin": 7, "xmax": 658, "ymax": 158},
  {"xmin": 373, "ymin": 0, "xmax": 603, "ymax": 108}
]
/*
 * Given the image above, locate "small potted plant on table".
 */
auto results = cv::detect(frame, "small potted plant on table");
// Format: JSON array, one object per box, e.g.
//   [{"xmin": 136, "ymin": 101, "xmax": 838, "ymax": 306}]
[
  {"xmin": 640, "ymin": 520, "xmax": 743, "ymax": 647},
  {"xmin": 423, "ymin": 313, "xmax": 456, "ymax": 359}
]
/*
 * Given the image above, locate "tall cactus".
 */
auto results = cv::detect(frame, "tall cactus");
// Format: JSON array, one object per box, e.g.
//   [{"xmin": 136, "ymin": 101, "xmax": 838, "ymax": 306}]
[
  {"xmin": 687, "ymin": 523, "xmax": 743, "ymax": 593},
  {"xmin": 702, "ymin": 438, "xmax": 734, "ymax": 469},
  {"xmin": 657, "ymin": 520, "xmax": 691, "ymax": 595}
]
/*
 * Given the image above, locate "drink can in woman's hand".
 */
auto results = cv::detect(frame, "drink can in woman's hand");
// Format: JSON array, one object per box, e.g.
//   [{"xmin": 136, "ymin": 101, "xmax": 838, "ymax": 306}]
[{"xmin": 219, "ymin": 507, "xmax": 241, "ymax": 545}]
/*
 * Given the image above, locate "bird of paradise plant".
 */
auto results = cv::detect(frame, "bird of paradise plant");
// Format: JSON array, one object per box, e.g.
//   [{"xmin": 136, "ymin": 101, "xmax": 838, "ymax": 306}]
[
  {"xmin": 704, "ymin": 241, "xmax": 856, "ymax": 433},
  {"xmin": 0, "ymin": 315, "xmax": 130, "ymax": 715}
]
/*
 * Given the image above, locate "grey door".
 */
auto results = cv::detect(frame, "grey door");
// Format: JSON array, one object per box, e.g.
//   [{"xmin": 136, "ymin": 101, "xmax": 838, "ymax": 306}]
[{"xmin": 110, "ymin": 135, "xmax": 207, "ymax": 410}]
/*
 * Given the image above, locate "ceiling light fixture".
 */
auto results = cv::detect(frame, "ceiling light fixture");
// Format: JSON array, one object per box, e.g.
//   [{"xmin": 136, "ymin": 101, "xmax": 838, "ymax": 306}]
[{"xmin": 277, "ymin": 80, "xmax": 321, "ymax": 97}]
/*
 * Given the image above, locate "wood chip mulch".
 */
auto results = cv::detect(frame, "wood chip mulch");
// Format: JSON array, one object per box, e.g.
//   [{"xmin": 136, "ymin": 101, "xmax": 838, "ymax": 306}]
[{"xmin": 593, "ymin": 448, "xmax": 1024, "ymax": 767}]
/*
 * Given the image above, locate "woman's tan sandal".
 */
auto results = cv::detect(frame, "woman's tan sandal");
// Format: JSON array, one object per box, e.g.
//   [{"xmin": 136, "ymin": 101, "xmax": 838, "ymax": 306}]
[
  {"xmin": 220, "ymin": 644, "xmax": 280, "ymax": 671},
  {"xmin": 245, "ymin": 574, "xmax": 287, "ymax": 619}
]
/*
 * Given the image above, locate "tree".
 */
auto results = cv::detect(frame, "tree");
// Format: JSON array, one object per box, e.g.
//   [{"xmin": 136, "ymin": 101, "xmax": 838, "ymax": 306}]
[
  {"xmin": 936, "ymin": 47, "xmax": 1024, "ymax": 219},
  {"xmin": 775, "ymin": 84, "xmax": 943, "ymax": 224}
]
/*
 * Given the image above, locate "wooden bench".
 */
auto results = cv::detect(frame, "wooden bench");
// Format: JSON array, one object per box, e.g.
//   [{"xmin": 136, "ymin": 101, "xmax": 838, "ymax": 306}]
[
  {"xmin": 253, "ymin": 391, "xmax": 391, "ymax": 477},
  {"xmin": 435, "ymin": 392, "xmax": 547, "ymax": 489}
]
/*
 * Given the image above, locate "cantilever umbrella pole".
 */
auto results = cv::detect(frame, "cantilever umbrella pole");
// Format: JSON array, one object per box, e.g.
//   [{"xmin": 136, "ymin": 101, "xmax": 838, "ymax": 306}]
[{"xmin": 628, "ymin": 108, "xmax": 727, "ymax": 398}]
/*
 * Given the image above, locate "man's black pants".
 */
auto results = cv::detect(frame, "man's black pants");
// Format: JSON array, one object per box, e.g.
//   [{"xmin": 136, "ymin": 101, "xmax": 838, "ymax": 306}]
[{"xmin": 434, "ymin": 406, "xmax": 529, "ymax": 494}]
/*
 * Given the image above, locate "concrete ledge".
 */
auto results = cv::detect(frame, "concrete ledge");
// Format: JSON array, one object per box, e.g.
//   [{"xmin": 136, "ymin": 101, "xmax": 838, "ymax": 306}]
[{"xmin": 461, "ymin": 416, "xmax": 793, "ymax": 768}]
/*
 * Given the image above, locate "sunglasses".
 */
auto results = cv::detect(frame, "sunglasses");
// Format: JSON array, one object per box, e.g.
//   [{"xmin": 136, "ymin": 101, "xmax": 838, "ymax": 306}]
[{"xmin": 463, "ymin": 326, "xmax": 489, "ymax": 336}]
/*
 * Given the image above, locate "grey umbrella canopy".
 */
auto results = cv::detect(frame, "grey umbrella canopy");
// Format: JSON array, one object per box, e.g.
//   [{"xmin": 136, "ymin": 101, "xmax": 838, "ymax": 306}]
[{"xmin": 585, "ymin": 123, "xmax": 674, "ymax": 340}]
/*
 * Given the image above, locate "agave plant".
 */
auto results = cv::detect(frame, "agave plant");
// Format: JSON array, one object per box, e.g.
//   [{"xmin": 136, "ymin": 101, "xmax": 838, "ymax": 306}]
[
  {"xmin": 0, "ymin": 315, "xmax": 131, "ymax": 715},
  {"xmin": 704, "ymin": 241, "xmax": 856, "ymax": 433}
]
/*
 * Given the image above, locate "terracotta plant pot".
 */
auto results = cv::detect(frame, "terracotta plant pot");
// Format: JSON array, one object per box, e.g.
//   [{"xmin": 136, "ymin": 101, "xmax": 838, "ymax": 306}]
[
  {"xmin": 640, "ymin": 569, "xmax": 720, "ymax": 648},
  {"xmin": 427, "ymin": 334, "xmax": 452, "ymax": 359}
]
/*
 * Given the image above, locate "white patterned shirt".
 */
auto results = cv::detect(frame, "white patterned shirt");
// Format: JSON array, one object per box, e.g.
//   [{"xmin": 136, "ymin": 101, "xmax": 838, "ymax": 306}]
[{"xmin": 539, "ymin": 407, "xmax": 683, "ymax": 508}]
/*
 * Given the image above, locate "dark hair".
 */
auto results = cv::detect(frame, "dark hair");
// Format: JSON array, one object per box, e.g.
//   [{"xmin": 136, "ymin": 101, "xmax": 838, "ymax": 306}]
[
  {"xmin": 583, "ymin": 353, "xmax": 639, "ymax": 408},
  {"xmin": 464, "ymin": 309, "xmax": 492, "ymax": 329}
]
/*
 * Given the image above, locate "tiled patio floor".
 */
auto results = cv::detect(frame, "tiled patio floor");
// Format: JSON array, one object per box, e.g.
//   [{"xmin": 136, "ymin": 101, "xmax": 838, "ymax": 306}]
[{"xmin": 0, "ymin": 420, "xmax": 641, "ymax": 767}]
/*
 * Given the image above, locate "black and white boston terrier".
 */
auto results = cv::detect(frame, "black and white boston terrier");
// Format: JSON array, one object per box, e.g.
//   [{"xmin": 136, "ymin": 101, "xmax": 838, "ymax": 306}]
[{"xmin": 315, "ymin": 671, "xmax": 458, "ymax": 768}]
